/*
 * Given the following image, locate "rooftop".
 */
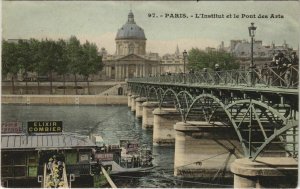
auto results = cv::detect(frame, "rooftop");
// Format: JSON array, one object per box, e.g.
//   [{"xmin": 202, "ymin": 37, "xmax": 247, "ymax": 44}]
[
  {"xmin": 116, "ymin": 11, "xmax": 146, "ymax": 40},
  {"xmin": 1, "ymin": 133, "xmax": 96, "ymax": 150}
]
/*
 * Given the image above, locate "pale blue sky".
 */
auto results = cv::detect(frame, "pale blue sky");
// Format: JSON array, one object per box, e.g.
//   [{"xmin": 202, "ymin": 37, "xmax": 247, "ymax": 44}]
[{"xmin": 2, "ymin": 1, "xmax": 300, "ymax": 55}]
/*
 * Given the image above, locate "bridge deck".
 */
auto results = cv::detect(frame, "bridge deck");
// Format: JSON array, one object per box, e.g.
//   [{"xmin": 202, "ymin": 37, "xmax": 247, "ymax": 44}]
[{"xmin": 128, "ymin": 81, "xmax": 298, "ymax": 95}]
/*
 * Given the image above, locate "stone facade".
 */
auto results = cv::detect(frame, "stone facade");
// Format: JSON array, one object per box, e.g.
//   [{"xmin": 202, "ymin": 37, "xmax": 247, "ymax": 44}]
[
  {"xmin": 160, "ymin": 45, "xmax": 185, "ymax": 73},
  {"xmin": 219, "ymin": 40, "xmax": 296, "ymax": 59}
]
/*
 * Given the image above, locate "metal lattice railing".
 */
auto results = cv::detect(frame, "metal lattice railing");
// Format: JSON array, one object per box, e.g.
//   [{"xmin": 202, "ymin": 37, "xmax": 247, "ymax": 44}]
[{"xmin": 129, "ymin": 65, "xmax": 299, "ymax": 89}]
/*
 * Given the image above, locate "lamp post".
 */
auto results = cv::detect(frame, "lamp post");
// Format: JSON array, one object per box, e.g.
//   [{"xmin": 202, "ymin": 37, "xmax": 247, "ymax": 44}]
[
  {"xmin": 248, "ymin": 23, "xmax": 256, "ymax": 158},
  {"xmin": 248, "ymin": 22, "xmax": 257, "ymax": 86},
  {"xmin": 183, "ymin": 50, "xmax": 187, "ymax": 84}
]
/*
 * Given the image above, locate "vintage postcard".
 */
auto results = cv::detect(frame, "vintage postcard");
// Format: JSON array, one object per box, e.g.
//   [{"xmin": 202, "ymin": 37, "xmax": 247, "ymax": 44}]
[{"xmin": 1, "ymin": 1, "xmax": 299, "ymax": 188}]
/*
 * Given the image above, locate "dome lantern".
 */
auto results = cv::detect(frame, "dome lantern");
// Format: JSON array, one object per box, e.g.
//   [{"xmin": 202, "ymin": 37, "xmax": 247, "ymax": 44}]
[
  {"xmin": 115, "ymin": 11, "xmax": 146, "ymax": 40},
  {"xmin": 128, "ymin": 10, "xmax": 135, "ymax": 24}
]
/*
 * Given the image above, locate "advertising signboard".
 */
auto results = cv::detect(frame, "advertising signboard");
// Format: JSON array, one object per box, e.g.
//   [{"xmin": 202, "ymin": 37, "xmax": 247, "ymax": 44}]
[
  {"xmin": 27, "ymin": 121, "xmax": 63, "ymax": 133},
  {"xmin": 1, "ymin": 122, "xmax": 23, "ymax": 133},
  {"xmin": 94, "ymin": 153, "xmax": 114, "ymax": 161}
]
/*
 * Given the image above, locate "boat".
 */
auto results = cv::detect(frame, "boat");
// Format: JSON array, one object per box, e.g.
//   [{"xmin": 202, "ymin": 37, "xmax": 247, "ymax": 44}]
[
  {"xmin": 90, "ymin": 134, "xmax": 155, "ymax": 175},
  {"xmin": 1, "ymin": 121, "xmax": 154, "ymax": 188},
  {"xmin": 1, "ymin": 131, "xmax": 98, "ymax": 188}
]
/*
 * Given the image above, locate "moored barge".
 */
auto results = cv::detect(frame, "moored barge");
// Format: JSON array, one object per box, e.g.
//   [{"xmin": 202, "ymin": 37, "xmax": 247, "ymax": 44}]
[
  {"xmin": 1, "ymin": 132, "xmax": 98, "ymax": 188},
  {"xmin": 1, "ymin": 122, "xmax": 154, "ymax": 188}
]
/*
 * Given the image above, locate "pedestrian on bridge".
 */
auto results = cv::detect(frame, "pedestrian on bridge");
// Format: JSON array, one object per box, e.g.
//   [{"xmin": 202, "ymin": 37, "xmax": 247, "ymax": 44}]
[
  {"xmin": 271, "ymin": 53, "xmax": 282, "ymax": 86},
  {"xmin": 289, "ymin": 52, "xmax": 299, "ymax": 87},
  {"xmin": 202, "ymin": 68, "xmax": 208, "ymax": 83},
  {"xmin": 214, "ymin": 64, "xmax": 221, "ymax": 85},
  {"xmin": 261, "ymin": 63, "xmax": 270, "ymax": 85}
]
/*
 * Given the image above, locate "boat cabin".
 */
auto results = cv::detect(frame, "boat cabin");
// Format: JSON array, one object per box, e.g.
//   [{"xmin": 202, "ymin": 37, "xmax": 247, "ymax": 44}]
[{"xmin": 1, "ymin": 132, "xmax": 96, "ymax": 188}]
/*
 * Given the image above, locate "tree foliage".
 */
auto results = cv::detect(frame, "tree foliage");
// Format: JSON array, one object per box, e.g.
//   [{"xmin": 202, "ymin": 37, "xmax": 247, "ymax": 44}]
[
  {"xmin": 2, "ymin": 37, "xmax": 103, "ymax": 81},
  {"xmin": 2, "ymin": 40, "xmax": 20, "ymax": 77},
  {"xmin": 187, "ymin": 48, "xmax": 239, "ymax": 71}
]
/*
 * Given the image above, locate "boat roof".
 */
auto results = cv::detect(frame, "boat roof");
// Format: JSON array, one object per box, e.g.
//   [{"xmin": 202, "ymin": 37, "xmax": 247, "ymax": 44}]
[{"xmin": 1, "ymin": 132, "xmax": 96, "ymax": 151}]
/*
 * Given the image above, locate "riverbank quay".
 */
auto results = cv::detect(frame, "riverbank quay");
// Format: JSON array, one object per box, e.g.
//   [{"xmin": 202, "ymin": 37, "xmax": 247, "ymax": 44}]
[
  {"xmin": 1, "ymin": 95, "xmax": 127, "ymax": 105},
  {"xmin": 2, "ymin": 81, "xmax": 127, "ymax": 95}
]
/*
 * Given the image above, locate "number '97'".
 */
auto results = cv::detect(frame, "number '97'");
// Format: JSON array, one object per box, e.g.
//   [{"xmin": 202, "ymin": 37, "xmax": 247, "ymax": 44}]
[{"xmin": 148, "ymin": 13, "xmax": 156, "ymax": 17}]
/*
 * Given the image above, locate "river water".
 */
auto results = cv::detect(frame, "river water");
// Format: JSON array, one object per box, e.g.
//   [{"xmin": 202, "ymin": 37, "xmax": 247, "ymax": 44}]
[{"xmin": 1, "ymin": 105, "xmax": 232, "ymax": 188}]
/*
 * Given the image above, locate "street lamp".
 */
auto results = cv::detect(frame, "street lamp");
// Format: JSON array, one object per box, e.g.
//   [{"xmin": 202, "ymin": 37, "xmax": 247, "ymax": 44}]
[
  {"xmin": 248, "ymin": 22, "xmax": 256, "ymax": 157},
  {"xmin": 248, "ymin": 22, "xmax": 257, "ymax": 86},
  {"xmin": 183, "ymin": 50, "xmax": 187, "ymax": 84}
]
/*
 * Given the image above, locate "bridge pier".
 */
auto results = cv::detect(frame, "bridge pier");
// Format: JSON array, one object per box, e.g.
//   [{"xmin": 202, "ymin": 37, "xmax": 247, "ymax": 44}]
[
  {"xmin": 230, "ymin": 157, "xmax": 298, "ymax": 188},
  {"xmin": 130, "ymin": 95, "xmax": 138, "ymax": 112},
  {"xmin": 127, "ymin": 93, "xmax": 132, "ymax": 108},
  {"xmin": 174, "ymin": 121, "xmax": 242, "ymax": 179},
  {"xmin": 135, "ymin": 97, "xmax": 147, "ymax": 118},
  {"xmin": 153, "ymin": 108, "xmax": 182, "ymax": 146},
  {"xmin": 142, "ymin": 101, "xmax": 159, "ymax": 129}
]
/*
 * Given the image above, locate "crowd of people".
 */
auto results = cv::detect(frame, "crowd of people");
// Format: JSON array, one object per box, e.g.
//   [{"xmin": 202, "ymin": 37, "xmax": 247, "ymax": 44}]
[
  {"xmin": 260, "ymin": 51, "xmax": 299, "ymax": 87},
  {"xmin": 212, "ymin": 51, "xmax": 298, "ymax": 87},
  {"xmin": 46, "ymin": 155, "xmax": 66, "ymax": 188}
]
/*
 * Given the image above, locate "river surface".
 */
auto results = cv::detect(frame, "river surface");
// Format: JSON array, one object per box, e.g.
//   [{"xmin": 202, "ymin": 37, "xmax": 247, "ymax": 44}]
[{"xmin": 1, "ymin": 104, "xmax": 232, "ymax": 188}]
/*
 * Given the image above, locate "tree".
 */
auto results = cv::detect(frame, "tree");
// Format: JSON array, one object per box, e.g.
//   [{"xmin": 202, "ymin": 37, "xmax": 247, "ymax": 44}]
[
  {"xmin": 81, "ymin": 41, "xmax": 103, "ymax": 94},
  {"xmin": 37, "ymin": 39, "xmax": 58, "ymax": 94},
  {"xmin": 67, "ymin": 36, "xmax": 83, "ymax": 95},
  {"xmin": 56, "ymin": 39, "xmax": 69, "ymax": 94},
  {"xmin": 2, "ymin": 36, "xmax": 103, "ymax": 96},
  {"xmin": 187, "ymin": 48, "xmax": 239, "ymax": 71},
  {"xmin": 17, "ymin": 40, "xmax": 34, "ymax": 94},
  {"xmin": 29, "ymin": 38, "xmax": 42, "ymax": 94},
  {"xmin": 2, "ymin": 40, "xmax": 20, "ymax": 94}
]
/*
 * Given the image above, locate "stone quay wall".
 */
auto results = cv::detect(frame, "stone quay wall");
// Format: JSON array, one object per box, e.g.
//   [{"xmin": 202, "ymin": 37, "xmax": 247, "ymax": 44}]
[{"xmin": 1, "ymin": 95, "xmax": 127, "ymax": 105}]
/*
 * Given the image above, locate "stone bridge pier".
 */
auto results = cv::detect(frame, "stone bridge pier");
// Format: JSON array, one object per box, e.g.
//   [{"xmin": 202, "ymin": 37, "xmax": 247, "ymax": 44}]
[
  {"xmin": 127, "ymin": 93, "xmax": 132, "ymax": 108},
  {"xmin": 231, "ymin": 157, "xmax": 298, "ymax": 188},
  {"xmin": 153, "ymin": 108, "xmax": 182, "ymax": 146},
  {"xmin": 142, "ymin": 101, "xmax": 159, "ymax": 129},
  {"xmin": 135, "ymin": 97, "xmax": 147, "ymax": 118},
  {"xmin": 130, "ymin": 95, "xmax": 139, "ymax": 112},
  {"xmin": 174, "ymin": 121, "xmax": 243, "ymax": 179}
]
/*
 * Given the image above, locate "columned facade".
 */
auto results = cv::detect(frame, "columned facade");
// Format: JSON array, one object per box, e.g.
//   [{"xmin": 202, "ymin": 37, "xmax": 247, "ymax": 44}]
[{"xmin": 104, "ymin": 54, "xmax": 159, "ymax": 80}]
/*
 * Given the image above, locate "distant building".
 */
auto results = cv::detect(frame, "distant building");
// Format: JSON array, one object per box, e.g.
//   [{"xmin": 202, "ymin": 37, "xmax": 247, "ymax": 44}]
[
  {"xmin": 218, "ymin": 40, "xmax": 296, "ymax": 68},
  {"xmin": 160, "ymin": 45, "xmax": 185, "ymax": 73},
  {"xmin": 101, "ymin": 11, "xmax": 187, "ymax": 80},
  {"xmin": 102, "ymin": 11, "xmax": 160, "ymax": 80},
  {"xmin": 225, "ymin": 40, "xmax": 295, "ymax": 59}
]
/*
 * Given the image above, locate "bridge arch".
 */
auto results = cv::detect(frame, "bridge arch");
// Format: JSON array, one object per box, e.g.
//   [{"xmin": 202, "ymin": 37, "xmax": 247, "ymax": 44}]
[
  {"xmin": 186, "ymin": 94, "xmax": 296, "ymax": 159},
  {"xmin": 160, "ymin": 88, "xmax": 185, "ymax": 120},
  {"xmin": 146, "ymin": 86, "xmax": 159, "ymax": 102},
  {"xmin": 137, "ymin": 85, "xmax": 148, "ymax": 97}
]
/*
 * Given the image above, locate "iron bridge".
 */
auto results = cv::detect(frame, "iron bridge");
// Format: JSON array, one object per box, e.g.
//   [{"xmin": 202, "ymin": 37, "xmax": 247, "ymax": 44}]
[{"xmin": 128, "ymin": 66, "xmax": 299, "ymax": 160}]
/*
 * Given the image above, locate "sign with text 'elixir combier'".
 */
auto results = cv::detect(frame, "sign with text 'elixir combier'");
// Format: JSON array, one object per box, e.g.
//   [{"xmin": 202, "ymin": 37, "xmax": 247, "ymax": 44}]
[{"xmin": 27, "ymin": 121, "xmax": 63, "ymax": 133}]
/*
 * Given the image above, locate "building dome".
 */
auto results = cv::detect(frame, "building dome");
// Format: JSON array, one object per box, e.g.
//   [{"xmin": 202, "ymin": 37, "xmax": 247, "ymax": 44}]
[{"xmin": 116, "ymin": 11, "xmax": 146, "ymax": 40}]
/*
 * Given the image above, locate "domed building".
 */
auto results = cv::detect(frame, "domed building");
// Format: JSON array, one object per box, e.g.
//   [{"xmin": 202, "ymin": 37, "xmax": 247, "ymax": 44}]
[
  {"xmin": 115, "ymin": 11, "xmax": 146, "ymax": 56},
  {"xmin": 102, "ymin": 11, "xmax": 160, "ymax": 80}
]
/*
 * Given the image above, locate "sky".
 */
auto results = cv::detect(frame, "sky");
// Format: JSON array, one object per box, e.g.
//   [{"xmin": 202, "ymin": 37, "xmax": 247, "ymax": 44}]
[{"xmin": 2, "ymin": 1, "xmax": 300, "ymax": 55}]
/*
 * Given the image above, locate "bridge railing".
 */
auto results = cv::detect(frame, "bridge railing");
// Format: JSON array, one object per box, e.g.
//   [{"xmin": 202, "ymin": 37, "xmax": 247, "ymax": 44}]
[{"xmin": 130, "ymin": 65, "xmax": 299, "ymax": 88}]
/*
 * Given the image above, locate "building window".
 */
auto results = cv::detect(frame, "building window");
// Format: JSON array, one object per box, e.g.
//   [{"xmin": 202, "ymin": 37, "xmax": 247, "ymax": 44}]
[
  {"xmin": 1, "ymin": 167, "xmax": 13, "ymax": 177},
  {"xmin": 1, "ymin": 152, "xmax": 13, "ymax": 165},
  {"xmin": 14, "ymin": 166, "xmax": 27, "ymax": 177},
  {"xmin": 79, "ymin": 153, "xmax": 90, "ymax": 163},
  {"xmin": 14, "ymin": 152, "xmax": 26, "ymax": 165}
]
